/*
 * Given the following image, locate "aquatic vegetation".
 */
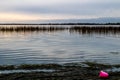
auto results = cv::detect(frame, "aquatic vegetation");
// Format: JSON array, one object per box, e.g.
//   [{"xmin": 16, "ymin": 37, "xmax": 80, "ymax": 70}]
[
  {"xmin": 0, "ymin": 62, "xmax": 120, "ymax": 70},
  {"xmin": 0, "ymin": 65, "xmax": 15, "ymax": 70},
  {"xmin": 0, "ymin": 26, "xmax": 67, "ymax": 32},
  {"xmin": 0, "ymin": 64, "xmax": 62, "ymax": 70},
  {"xmin": 17, "ymin": 64, "xmax": 62, "ymax": 70},
  {"xmin": 69, "ymin": 26, "xmax": 120, "ymax": 35},
  {"xmin": 0, "ymin": 25, "xmax": 120, "ymax": 36}
]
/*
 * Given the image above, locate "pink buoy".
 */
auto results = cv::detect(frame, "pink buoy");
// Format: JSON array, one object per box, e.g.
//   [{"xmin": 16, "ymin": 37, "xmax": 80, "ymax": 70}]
[{"xmin": 99, "ymin": 71, "xmax": 109, "ymax": 78}]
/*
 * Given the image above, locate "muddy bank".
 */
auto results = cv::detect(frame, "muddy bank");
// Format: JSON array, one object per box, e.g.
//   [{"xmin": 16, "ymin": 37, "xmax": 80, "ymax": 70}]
[{"xmin": 0, "ymin": 62, "xmax": 120, "ymax": 80}]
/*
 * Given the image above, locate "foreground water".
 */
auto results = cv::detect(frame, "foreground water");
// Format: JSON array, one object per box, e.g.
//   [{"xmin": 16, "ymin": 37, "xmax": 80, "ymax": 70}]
[{"xmin": 0, "ymin": 25, "xmax": 120, "ymax": 65}]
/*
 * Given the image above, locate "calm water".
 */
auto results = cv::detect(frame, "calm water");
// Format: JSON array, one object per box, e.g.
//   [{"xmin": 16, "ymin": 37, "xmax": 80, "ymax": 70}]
[{"xmin": 0, "ymin": 25, "xmax": 120, "ymax": 65}]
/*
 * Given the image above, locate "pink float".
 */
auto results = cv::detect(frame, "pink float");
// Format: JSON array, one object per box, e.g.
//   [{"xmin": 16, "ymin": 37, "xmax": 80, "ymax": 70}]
[{"xmin": 99, "ymin": 71, "xmax": 109, "ymax": 78}]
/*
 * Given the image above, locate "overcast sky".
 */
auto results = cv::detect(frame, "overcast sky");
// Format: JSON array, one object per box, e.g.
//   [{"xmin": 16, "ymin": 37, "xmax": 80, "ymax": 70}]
[{"xmin": 0, "ymin": 0, "xmax": 120, "ymax": 22}]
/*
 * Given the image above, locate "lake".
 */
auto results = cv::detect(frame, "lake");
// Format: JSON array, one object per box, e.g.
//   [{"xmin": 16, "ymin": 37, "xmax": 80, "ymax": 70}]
[{"xmin": 0, "ymin": 25, "xmax": 120, "ymax": 65}]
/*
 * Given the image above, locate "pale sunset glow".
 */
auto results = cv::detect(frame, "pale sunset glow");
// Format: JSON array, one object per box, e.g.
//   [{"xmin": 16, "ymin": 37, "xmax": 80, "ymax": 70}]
[
  {"xmin": 0, "ymin": 12, "xmax": 97, "ymax": 22},
  {"xmin": 0, "ymin": 0, "xmax": 120, "ymax": 22},
  {"xmin": 0, "ymin": 13, "xmax": 41, "ymax": 21}
]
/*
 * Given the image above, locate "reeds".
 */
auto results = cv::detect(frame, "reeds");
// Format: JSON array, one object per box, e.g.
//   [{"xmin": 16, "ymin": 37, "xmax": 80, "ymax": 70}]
[
  {"xmin": 69, "ymin": 26, "xmax": 120, "ymax": 35},
  {"xmin": 0, "ymin": 26, "xmax": 67, "ymax": 32},
  {"xmin": 0, "ymin": 25, "xmax": 120, "ymax": 35}
]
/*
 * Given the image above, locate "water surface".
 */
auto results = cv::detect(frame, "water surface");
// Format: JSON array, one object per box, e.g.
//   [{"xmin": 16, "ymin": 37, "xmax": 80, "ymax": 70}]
[{"xmin": 0, "ymin": 25, "xmax": 120, "ymax": 65}]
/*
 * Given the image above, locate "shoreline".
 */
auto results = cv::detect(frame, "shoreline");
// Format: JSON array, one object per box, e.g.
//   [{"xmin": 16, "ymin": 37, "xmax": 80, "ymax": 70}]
[{"xmin": 0, "ymin": 62, "xmax": 120, "ymax": 80}]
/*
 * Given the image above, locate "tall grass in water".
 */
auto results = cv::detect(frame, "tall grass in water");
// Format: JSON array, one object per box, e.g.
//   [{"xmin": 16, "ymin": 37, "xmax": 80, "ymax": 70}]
[
  {"xmin": 0, "ymin": 26, "xmax": 120, "ymax": 35},
  {"xmin": 0, "ymin": 26, "xmax": 68, "ymax": 32},
  {"xmin": 69, "ymin": 26, "xmax": 120, "ymax": 35}
]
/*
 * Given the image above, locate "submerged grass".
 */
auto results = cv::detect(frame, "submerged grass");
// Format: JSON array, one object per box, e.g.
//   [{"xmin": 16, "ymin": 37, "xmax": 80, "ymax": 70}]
[
  {"xmin": 0, "ymin": 62, "xmax": 120, "ymax": 70},
  {"xmin": 0, "ymin": 65, "xmax": 15, "ymax": 70},
  {"xmin": 17, "ymin": 64, "xmax": 62, "ymax": 70},
  {"xmin": 0, "ymin": 64, "xmax": 62, "ymax": 70}
]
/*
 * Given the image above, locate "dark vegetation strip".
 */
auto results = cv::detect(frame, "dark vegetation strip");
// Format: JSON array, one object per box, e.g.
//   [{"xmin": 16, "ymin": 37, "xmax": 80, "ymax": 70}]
[
  {"xmin": 0, "ymin": 62, "xmax": 120, "ymax": 70},
  {"xmin": 0, "ymin": 26, "xmax": 120, "ymax": 31},
  {"xmin": 0, "ymin": 26, "xmax": 120, "ymax": 35},
  {"xmin": 0, "ymin": 27, "xmax": 68, "ymax": 32},
  {"xmin": 69, "ymin": 26, "xmax": 120, "ymax": 35},
  {"xmin": 0, "ymin": 64, "xmax": 62, "ymax": 70}
]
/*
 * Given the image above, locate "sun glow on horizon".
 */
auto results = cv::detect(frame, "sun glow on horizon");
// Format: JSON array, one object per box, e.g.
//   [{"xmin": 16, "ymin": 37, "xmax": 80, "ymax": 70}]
[
  {"xmin": 0, "ymin": 12, "xmax": 43, "ymax": 21},
  {"xmin": 0, "ymin": 12, "xmax": 98, "ymax": 22}
]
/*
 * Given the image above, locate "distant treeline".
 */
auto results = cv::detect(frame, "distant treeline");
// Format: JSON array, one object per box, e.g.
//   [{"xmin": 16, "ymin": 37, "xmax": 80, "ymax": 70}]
[{"xmin": 0, "ymin": 23, "xmax": 120, "ymax": 25}]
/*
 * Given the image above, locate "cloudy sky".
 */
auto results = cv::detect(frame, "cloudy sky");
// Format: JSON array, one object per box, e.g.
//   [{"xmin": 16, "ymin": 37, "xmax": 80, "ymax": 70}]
[{"xmin": 0, "ymin": 0, "xmax": 120, "ymax": 22}]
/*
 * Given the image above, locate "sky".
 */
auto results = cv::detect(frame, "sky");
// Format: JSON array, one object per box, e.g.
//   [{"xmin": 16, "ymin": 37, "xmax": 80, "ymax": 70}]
[{"xmin": 0, "ymin": 0, "xmax": 120, "ymax": 22}]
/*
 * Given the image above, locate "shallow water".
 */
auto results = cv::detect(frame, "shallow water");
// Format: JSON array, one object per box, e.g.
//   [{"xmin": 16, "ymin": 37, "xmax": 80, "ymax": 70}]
[
  {"xmin": 105, "ymin": 67, "xmax": 120, "ymax": 72},
  {"xmin": 0, "ymin": 69, "xmax": 55, "ymax": 74},
  {"xmin": 0, "ymin": 25, "xmax": 120, "ymax": 65}
]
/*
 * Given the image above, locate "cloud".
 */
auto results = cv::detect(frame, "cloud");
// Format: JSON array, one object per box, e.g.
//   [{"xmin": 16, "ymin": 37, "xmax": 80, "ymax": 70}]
[{"xmin": 0, "ymin": 0, "xmax": 120, "ymax": 21}]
